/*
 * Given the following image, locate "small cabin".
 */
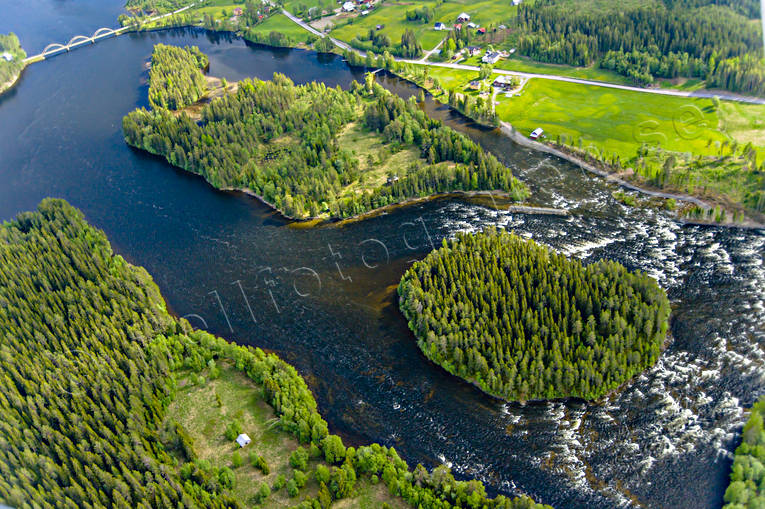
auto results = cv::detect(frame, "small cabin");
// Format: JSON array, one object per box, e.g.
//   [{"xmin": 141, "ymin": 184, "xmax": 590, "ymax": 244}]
[
  {"xmin": 466, "ymin": 22, "xmax": 477, "ymax": 29},
  {"xmin": 456, "ymin": 12, "xmax": 470, "ymax": 22},
  {"xmin": 529, "ymin": 128, "xmax": 544, "ymax": 140},
  {"xmin": 477, "ymin": 27, "xmax": 486, "ymax": 34},
  {"xmin": 386, "ymin": 175, "xmax": 399, "ymax": 185},
  {"xmin": 434, "ymin": 22, "xmax": 447, "ymax": 30},
  {"xmin": 235, "ymin": 433, "xmax": 251, "ymax": 448}
]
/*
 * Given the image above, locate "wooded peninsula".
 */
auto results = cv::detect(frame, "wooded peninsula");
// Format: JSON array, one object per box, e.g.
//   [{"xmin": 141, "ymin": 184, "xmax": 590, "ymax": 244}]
[
  {"xmin": 123, "ymin": 45, "xmax": 528, "ymax": 220},
  {"xmin": 0, "ymin": 199, "xmax": 550, "ymax": 509},
  {"xmin": 398, "ymin": 228, "xmax": 671, "ymax": 402}
]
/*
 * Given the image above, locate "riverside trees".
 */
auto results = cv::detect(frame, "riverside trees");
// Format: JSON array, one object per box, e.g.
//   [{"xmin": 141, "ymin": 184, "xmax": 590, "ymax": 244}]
[
  {"xmin": 148, "ymin": 44, "xmax": 209, "ymax": 110},
  {"xmin": 0, "ymin": 199, "xmax": 550, "ymax": 509},
  {"xmin": 123, "ymin": 64, "xmax": 527, "ymax": 220},
  {"xmin": 398, "ymin": 228, "xmax": 671, "ymax": 402}
]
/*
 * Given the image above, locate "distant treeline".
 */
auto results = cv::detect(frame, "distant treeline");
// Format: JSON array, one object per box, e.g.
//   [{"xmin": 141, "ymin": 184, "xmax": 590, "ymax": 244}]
[
  {"xmin": 515, "ymin": 0, "xmax": 764, "ymax": 93},
  {"xmin": 123, "ymin": 69, "xmax": 527, "ymax": 219},
  {"xmin": 0, "ymin": 198, "xmax": 552, "ymax": 509},
  {"xmin": 148, "ymin": 44, "xmax": 209, "ymax": 110},
  {"xmin": 399, "ymin": 228, "xmax": 670, "ymax": 402}
]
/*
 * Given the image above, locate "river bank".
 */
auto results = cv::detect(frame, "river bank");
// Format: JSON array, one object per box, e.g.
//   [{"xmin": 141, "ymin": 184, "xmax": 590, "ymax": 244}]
[{"xmin": 0, "ymin": 70, "xmax": 22, "ymax": 97}]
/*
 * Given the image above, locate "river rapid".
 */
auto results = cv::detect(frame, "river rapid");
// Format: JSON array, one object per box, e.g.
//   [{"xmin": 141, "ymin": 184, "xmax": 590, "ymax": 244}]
[{"xmin": 0, "ymin": 7, "xmax": 763, "ymax": 508}]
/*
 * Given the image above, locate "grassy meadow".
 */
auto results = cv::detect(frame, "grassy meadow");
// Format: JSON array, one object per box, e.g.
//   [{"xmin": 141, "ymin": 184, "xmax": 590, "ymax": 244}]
[
  {"xmin": 169, "ymin": 362, "xmax": 408, "ymax": 508},
  {"xmin": 331, "ymin": 0, "xmax": 520, "ymax": 51}
]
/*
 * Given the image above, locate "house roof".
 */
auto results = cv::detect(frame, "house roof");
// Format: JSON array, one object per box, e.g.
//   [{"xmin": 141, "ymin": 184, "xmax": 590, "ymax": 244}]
[
  {"xmin": 235, "ymin": 433, "xmax": 251, "ymax": 447},
  {"xmin": 457, "ymin": 12, "xmax": 470, "ymax": 19}
]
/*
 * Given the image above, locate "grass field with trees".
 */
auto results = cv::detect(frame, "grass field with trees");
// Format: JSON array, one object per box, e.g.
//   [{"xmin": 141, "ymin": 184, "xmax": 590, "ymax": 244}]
[
  {"xmin": 0, "ymin": 198, "xmax": 552, "ymax": 509},
  {"xmin": 398, "ymin": 228, "xmax": 671, "ymax": 402},
  {"xmin": 0, "ymin": 33, "xmax": 26, "ymax": 94}
]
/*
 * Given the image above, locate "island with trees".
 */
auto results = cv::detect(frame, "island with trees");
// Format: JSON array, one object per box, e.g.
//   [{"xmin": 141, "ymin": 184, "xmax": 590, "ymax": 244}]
[
  {"xmin": 398, "ymin": 228, "xmax": 671, "ymax": 402},
  {"xmin": 0, "ymin": 33, "xmax": 27, "ymax": 95},
  {"xmin": 123, "ymin": 46, "xmax": 528, "ymax": 220},
  {"xmin": 0, "ymin": 199, "xmax": 551, "ymax": 509}
]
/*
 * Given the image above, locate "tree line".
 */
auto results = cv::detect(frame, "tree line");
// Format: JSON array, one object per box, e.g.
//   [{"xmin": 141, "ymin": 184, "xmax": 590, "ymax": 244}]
[
  {"xmin": 723, "ymin": 395, "xmax": 765, "ymax": 508},
  {"xmin": 398, "ymin": 228, "xmax": 671, "ymax": 402},
  {"xmin": 148, "ymin": 44, "xmax": 209, "ymax": 110},
  {"xmin": 0, "ymin": 198, "xmax": 551, "ymax": 509},
  {"xmin": 123, "ymin": 65, "xmax": 527, "ymax": 220},
  {"xmin": 514, "ymin": 0, "xmax": 764, "ymax": 92}
]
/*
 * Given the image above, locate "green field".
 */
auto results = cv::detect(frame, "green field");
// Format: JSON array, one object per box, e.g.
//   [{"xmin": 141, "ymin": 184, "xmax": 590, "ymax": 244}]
[
  {"xmin": 494, "ymin": 78, "xmax": 733, "ymax": 159},
  {"xmin": 247, "ymin": 12, "xmax": 315, "ymax": 43},
  {"xmin": 458, "ymin": 54, "xmax": 633, "ymax": 85},
  {"xmin": 331, "ymin": 0, "xmax": 520, "ymax": 51}
]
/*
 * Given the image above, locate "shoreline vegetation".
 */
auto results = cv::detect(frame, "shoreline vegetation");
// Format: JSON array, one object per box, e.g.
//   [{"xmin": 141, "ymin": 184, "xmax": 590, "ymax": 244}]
[
  {"xmin": 0, "ymin": 198, "xmax": 553, "ymax": 509},
  {"xmin": 112, "ymin": 0, "xmax": 764, "ymax": 227},
  {"xmin": 123, "ymin": 45, "xmax": 529, "ymax": 222},
  {"xmin": 398, "ymin": 228, "xmax": 671, "ymax": 403},
  {"xmin": 0, "ymin": 33, "xmax": 27, "ymax": 96},
  {"xmin": 723, "ymin": 395, "xmax": 765, "ymax": 507}
]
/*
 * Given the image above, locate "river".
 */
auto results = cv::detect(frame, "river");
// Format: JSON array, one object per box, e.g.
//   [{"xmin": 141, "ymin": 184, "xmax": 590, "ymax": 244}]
[{"xmin": 0, "ymin": 6, "xmax": 763, "ymax": 508}]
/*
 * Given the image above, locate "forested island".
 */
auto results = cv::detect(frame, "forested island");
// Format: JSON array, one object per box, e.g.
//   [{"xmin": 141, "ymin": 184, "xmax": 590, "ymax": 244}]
[
  {"xmin": 0, "ymin": 199, "xmax": 550, "ymax": 509},
  {"xmin": 398, "ymin": 228, "xmax": 671, "ymax": 402},
  {"xmin": 123, "ymin": 46, "xmax": 527, "ymax": 220},
  {"xmin": 148, "ymin": 43, "xmax": 209, "ymax": 110},
  {"xmin": 723, "ymin": 396, "xmax": 765, "ymax": 507},
  {"xmin": 0, "ymin": 33, "xmax": 26, "ymax": 94}
]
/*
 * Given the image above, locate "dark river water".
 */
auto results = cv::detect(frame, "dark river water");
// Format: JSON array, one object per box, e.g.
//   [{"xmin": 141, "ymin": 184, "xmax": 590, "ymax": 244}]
[{"xmin": 1, "ymin": 5, "xmax": 763, "ymax": 508}]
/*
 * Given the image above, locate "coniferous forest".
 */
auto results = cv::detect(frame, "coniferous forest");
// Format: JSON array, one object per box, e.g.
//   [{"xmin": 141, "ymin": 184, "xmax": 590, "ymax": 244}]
[
  {"xmin": 398, "ymin": 228, "xmax": 671, "ymax": 402},
  {"xmin": 148, "ymin": 44, "xmax": 209, "ymax": 110},
  {"xmin": 723, "ymin": 396, "xmax": 765, "ymax": 508},
  {"xmin": 515, "ymin": 0, "xmax": 764, "ymax": 92},
  {"xmin": 0, "ymin": 199, "xmax": 551, "ymax": 509},
  {"xmin": 123, "ymin": 60, "xmax": 528, "ymax": 220}
]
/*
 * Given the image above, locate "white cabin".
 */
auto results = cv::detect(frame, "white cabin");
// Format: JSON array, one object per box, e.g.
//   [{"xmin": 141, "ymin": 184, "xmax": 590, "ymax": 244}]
[
  {"xmin": 235, "ymin": 433, "xmax": 251, "ymax": 447},
  {"xmin": 530, "ymin": 128, "xmax": 544, "ymax": 140}
]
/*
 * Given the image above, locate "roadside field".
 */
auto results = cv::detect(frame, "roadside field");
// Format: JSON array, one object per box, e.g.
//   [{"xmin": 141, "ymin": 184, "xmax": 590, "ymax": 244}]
[
  {"xmin": 493, "ymin": 78, "xmax": 732, "ymax": 160},
  {"xmin": 330, "ymin": 0, "xmax": 520, "ymax": 51}
]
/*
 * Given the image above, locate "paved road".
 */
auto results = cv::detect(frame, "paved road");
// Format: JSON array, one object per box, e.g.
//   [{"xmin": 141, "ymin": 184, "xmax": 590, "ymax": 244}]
[
  {"xmin": 398, "ymin": 60, "xmax": 765, "ymax": 105},
  {"xmin": 280, "ymin": 10, "xmax": 352, "ymax": 52}
]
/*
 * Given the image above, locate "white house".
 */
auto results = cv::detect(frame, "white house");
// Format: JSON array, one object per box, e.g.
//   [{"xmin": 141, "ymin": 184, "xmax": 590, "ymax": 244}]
[
  {"xmin": 235, "ymin": 433, "xmax": 251, "ymax": 448},
  {"xmin": 482, "ymin": 51, "xmax": 501, "ymax": 64},
  {"xmin": 466, "ymin": 22, "xmax": 478, "ymax": 28},
  {"xmin": 434, "ymin": 22, "xmax": 447, "ymax": 30},
  {"xmin": 456, "ymin": 12, "xmax": 470, "ymax": 22},
  {"xmin": 512, "ymin": 0, "xmax": 521, "ymax": 5},
  {"xmin": 530, "ymin": 128, "xmax": 544, "ymax": 140},
  {"xmin": 1, "ymin": 52, "xmax": 12, "ymax": 62},
  {"xmin": 342, "ymin": 1, "xmax": 355, "ymax": 11}
]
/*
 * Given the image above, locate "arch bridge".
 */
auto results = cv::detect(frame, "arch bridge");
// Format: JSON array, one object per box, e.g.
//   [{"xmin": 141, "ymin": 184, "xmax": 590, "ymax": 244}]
[{"xmin": 38, "ymin": 27, "xmax": 122, "ymax": 58}]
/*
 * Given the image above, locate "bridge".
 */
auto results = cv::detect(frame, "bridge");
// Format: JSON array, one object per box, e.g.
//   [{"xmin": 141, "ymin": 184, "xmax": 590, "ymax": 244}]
[
  {"xmin": 25, "ymin": 3, "xmax": 196, "ymax": 62},
  {"xmin": 31, "ymin": 27, "xmax": 126, "ymax": 60}
]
